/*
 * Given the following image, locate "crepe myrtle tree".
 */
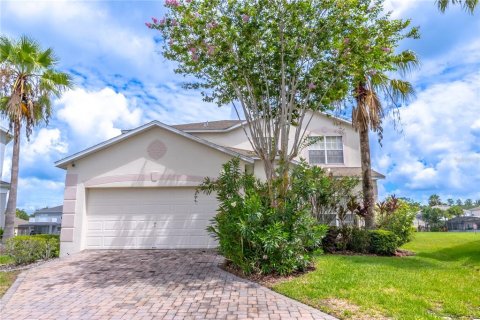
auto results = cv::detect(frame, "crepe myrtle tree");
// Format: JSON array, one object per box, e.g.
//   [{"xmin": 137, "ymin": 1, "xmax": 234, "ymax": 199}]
[
  {"xmin": 338, "ymin": 5, "xmax": 419, "ymax": 228},
  {"xmin": 147, "ymin": 0, "xmax": 376, "ymax": 200}
]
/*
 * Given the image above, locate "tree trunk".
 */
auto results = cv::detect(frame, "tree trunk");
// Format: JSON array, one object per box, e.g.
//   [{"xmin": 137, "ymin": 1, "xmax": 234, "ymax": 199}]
[
  {"xmin": 359, "ymin": 126, "xmax": 376, "ymax": 229},
  {"xmin": 3, "ymin": 121, "xmax": 21, "ymax": 241}
]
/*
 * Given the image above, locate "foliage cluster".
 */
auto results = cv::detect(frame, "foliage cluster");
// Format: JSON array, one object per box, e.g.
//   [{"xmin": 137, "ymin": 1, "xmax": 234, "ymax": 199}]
[
  {"xmin": 5, "ymin": 234, "xmax": 60, "ymax": 265},
  {"xmin": 322, "ymin": 226, "xmax": 398, "ymax": 256},
  {"xmin": 197, "ymin": 158, "xmax": 328, "ymax": 275},
  {"xmin": 376, "ymin": 196, "xmax": 417, "ymax": 245}
]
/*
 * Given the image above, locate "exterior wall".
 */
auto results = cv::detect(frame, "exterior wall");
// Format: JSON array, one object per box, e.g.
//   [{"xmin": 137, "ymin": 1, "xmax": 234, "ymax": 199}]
[
  {"xmin": 60, "ymin": 126, "xmax": 248, "ymax": 256},
  {"xmin": 192, "ymin": 112, "xmax": 361, "ymax": 168}
]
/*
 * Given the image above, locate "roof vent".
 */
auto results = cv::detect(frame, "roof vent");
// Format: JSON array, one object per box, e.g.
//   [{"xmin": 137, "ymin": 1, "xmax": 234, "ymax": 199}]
[{"xmin": 203, "ymin": 121, "xmax": 209, "ymax": 127}]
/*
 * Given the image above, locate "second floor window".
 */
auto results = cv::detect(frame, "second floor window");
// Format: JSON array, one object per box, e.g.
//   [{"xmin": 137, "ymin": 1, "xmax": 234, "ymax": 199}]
[{"xmin": 308, "ymin": 136, "xmax": 344, "ymax": 164}]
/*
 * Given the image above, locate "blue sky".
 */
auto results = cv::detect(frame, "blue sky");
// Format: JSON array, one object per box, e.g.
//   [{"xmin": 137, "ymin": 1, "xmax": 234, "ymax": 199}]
[{"xmin": 0, "ymin": 0, "xmax": 479, "ymax": 211}]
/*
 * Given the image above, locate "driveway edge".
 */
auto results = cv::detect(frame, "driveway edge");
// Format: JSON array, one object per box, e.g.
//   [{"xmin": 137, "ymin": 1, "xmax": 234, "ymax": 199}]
[
  {"xmin": 0, "ymin": 269, "xmax": 28, "ymax": 309},
  {"xmin": 216, "ymin": 267, "xmax": 338, "ymax": 320}
]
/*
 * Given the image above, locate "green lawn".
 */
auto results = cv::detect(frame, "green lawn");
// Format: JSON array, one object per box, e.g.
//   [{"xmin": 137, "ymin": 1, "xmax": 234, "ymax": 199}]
[
  {"xmin": 0, "ymin": 271, "xmax": 17, "ymax": 297},
  {"xmin": 273, "ymin": 232, "xmax": 480, "ymax": 320},
  {"xmin": 0, "ymin": 254, "xmax": 14, "ymax": 265}
]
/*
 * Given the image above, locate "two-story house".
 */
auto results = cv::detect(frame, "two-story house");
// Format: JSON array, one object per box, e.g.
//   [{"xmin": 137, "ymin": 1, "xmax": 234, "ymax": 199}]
[
  {"xmin": 55, "ymin": 112, "xmax": 384, "ymax": 256},
  {"xmin": 0, "ymin": 126, "xmax": 12, "ymax": 229},
  {"xmin": 17, "ymin": 205, "xmax": 63, "ymax": 235}
]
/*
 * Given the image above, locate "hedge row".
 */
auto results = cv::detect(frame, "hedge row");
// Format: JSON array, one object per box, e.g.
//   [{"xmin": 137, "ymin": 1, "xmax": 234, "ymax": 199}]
[
  {"xmin": 5, "ymin": 234, "xmax": 60, "ymax": 265},
  {"xmin": 322, "ymin": 226, "xmax": 399, "ymax": 256}
]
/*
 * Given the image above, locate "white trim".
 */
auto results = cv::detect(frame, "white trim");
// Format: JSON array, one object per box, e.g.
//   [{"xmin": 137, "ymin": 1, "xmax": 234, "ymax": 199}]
[{"xmin": 55, "ymin": 121, "xmax": 255, "ymax": 169}]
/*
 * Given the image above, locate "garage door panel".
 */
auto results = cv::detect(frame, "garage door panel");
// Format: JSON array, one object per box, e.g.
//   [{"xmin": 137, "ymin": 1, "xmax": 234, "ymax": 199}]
[{"xmin": 85, "ymin": 188, "xmax": 218, "ymax": 249}]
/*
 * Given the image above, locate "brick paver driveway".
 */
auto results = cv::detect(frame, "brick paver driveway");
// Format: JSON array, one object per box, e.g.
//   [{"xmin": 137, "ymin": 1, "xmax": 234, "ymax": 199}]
[{"xmin": 1, "ymin": 250, "xmax": 336, "ymax": 320}]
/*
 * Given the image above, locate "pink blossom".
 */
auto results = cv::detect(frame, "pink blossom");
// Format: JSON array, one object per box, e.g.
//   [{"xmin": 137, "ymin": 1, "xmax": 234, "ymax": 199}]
[
  {"xmin": 169, "ymin": 39, "xmax": 175, "ymax": 46},
  {"xmin": 343, "ymin": 38, "xmax": 350, "ymax": 44},
  {"xmin": 207, "ymin": 45, "xmax": 215, "ymax": 56},
  {"xmin": 192, "ymin": 53, "xmax": 199, "ymax": 62},
  {"xmin": 308, "ymin": 83, "xmax": 317, "ymax": 90},
  {"xmin": 152, "ymin": 17, "xmax": 158, "ymax": 24},
  {"xmin": 241, "ymin": 14, "xmax": 250, "ymax": 23},
  {"xmin": 186, "ymin": 0, "xmax": 192, "ymax": 2},
  {"xmin": 189, "ymin": 47, "xmax": 197, "ymax": 53},
  {"xmin": 171, "ymin": 19, "xmax": 178, "ymax": 26},
  {"xmin": 159, "ymin": 18, "xmax": 166, "ymax": 25},
  {"xmin": 145, "ymin": 22, "xmax": 153, "ymax": 28},
  {"xmin": 165, "ymin": 0, "xmax": 180, "ymax": 7},
  {"xmin": 382, "ymin": 47, "xmax": 391, "ymax": 52}
]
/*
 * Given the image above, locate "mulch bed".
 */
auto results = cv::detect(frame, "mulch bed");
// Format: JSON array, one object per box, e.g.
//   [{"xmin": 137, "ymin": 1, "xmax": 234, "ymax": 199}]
[{"xmin": 220, "ymin": 260, "xmax": 315, "ymax": 288}]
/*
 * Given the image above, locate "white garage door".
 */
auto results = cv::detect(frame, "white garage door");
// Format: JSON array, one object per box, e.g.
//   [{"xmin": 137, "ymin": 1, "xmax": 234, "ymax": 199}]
[{"xmin": 85, "ymin": 188, "xmax": 218, "ymax": 249}]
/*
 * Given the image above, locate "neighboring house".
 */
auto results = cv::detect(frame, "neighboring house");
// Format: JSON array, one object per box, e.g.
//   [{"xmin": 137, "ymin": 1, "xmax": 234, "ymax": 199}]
[
  {"xmin": 413, "ymin": 213, "xmax": 427, "ymax": 230},
  {"xmin": 55, "ymin": 113, "xmax": 384, "ymax": 256},
  {"xmin": 17, "ymin": 206, "xmax": 63, "ymax": 235},
  {"xmin": 468, "ymin": 206, "xmax": 480, "ymax": 217},
  {"xmin": 0, "ymin": 126, "xmax": 13, "ymax": 229},
  {"xmin": 447, "ymin": 216, "xmax": 480, "ymax": 231},
  {"xmin": 14, "ymin": 217, "xmax": 29, "ymax": 236}
]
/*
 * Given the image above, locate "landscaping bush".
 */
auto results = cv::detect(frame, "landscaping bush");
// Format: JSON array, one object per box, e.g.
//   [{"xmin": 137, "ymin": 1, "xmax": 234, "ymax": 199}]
[
  {"xmin": 377, "ymin": 197, "xmax": 417, "ymax": 246},
  {"xmin": 348, "ymin": 227, "xmax": 370, "ymax": 253},
  {"xmin": 5, "ymin": 235, "xmax": 60, "ymax": 265},
  {"xmin": 197, "ymin": 158, "xmax": 327, "ymax": 275},
  {"xmin": 369, "ymin": 230, "xmax": 398, "ymax": 256},
  {"xmin": 0, "ymin": 228, "xmax": 3, "ymax": 240}
]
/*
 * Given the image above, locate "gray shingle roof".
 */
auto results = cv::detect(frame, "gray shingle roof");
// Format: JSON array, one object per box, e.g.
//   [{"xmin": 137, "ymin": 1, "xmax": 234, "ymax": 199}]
[
  {"xmin": 323, "ymin": 167, "xmax": 385, "ymax": 179},
  {"xmin": 172, "ymin": 120, "xmax": 244, "ymax": 131},
  {"xmin": 34, "ymin": 205, "xmax": 63, "ymax": 215}
]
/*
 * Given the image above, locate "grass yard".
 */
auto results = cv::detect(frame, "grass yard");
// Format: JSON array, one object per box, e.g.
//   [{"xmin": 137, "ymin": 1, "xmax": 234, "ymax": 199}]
[
  {"xmin": 273, "ymin": 232, "xmax": 480, "ymax": 320},
  {"xmin": 0, "ymin": 271, "xmax": 18, "ymax": 297},
  {"xmin": 0, "ymin": 254, "xmax": 14, "ymax": 265}
]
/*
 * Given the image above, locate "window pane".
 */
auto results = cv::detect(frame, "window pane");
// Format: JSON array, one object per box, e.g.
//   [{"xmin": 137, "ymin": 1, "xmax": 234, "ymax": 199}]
[
  {"xmin": 327, "ymin": 150, "xmax": 344, "ymax": 164},
  {"xmin": 308, "ymin": 136, "xmax": 324, "ymax": 149},
  {"xmin": 325, "ymin": 136, "xmax": 343, "ymax": 150},
  {"xmin": 309, "ymin": 150, "xmax": 326, "ymax": 164}
]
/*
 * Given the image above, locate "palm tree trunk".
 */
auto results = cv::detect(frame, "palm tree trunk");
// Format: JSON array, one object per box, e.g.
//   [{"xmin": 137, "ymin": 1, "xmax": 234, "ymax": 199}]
[
  {"xmin": 3, "ymin": 121, "xmax": 21, "ymax": 241},
  {"xmin": 359, "ymin": 126, "xmax": 376, "ymax": 229}
]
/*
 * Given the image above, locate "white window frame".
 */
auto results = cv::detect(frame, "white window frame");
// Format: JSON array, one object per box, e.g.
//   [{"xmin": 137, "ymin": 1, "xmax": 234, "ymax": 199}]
[{"xmin": 308, "ymin": 135, "xmax": 344, "ymax": 165}]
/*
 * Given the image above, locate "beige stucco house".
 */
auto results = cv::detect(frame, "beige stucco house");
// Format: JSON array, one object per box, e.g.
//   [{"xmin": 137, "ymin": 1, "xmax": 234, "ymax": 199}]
[{"xmin": 56, "ymin": 113, "xmax": 384, "ymax": 256}]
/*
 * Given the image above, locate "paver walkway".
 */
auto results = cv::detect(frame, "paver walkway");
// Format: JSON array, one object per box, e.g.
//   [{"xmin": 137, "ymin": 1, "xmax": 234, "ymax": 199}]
[{"xmin": 0, "ymin": 250, "xmax": 336, "ymax": 320}]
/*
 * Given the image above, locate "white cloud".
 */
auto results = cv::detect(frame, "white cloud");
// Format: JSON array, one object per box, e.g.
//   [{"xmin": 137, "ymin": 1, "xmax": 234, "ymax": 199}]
[
  {"xmin": 57, "ymin": 87, "xmax": 142, "ymax": 142},
  {"xmin": 384, "ymin": 0, "xmax": 421, "ymax": 18},
  {"xmin": 376, "ymin": 72, "xmax": 480, "ymax": 199},
  {"xmin": 2, "ymin": 1, "xmax": 158, "ymax": 69},
  {"xmin": 23, "ymin": 128, "xmax": 68, "ymax": 163},
  {"xmin": 17, "ymin": 177, "xmax": 65, "ymax": 212}
]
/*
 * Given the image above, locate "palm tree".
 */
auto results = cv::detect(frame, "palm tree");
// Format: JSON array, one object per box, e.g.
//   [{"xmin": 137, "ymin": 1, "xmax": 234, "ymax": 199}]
[
  {"xmin": 352, "ymin": 50, "xmax": 418, "ymax": 229},
  {"xmin": 437, "ymin": 0, "xmax": 478, "ymax": 13},
  {"xmin": 0, "ymin": 36, "xmax": 72, "ymax": 241}
]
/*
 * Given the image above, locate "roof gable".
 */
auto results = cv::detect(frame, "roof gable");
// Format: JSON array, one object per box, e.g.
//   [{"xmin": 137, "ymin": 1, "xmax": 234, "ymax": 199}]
[{"xmin": 55, "ymin": 121, "xmax": 254, "ymax": 169}]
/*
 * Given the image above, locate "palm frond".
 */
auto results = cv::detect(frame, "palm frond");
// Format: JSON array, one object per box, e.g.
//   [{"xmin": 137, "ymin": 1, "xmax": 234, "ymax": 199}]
[
  {"xmin": 388, "ymin": 79, "xmax": 415, "ymax": 104},
  {"xmin": 437, "ymin": 0, "xmax": 478, "ymax": 13},
  {"xmin": 392, "ymin": 50, "xmax": 420, "ymax": 77}
]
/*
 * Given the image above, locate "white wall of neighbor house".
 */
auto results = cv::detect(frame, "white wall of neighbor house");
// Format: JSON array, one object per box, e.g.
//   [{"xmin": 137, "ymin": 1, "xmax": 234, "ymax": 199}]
[
  {"xmin": 192, "ymin": 112, "xmax": 361, "ymax": 168},
  {"xmin": 60, "ymin": 126, "xmax": 250, "ymax": 256}
]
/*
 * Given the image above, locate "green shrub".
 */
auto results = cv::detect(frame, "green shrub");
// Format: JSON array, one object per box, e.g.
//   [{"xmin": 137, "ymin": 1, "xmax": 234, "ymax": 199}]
[
  {"xmin": 369, "ymin": 230, "xmax": 398, "ymax": 256},
  {"xmin": 5, "ymin": 235, "xmax": 60, "ymax": 265},
  {"xmin": 377, "ymin": 198, "xmax": 417, "ymax": 246},
  {"xmin": 0, "ymin": 228, "xmax": 3, "ymax": 239},
  {"xmin": 349, "ymin": 228, "xmax": 370, "ymax": 253},
  {"xmin": 321, "ymin": 226, "xmax": 340, "ymax": 253},
  {"xmin": 197, "ymin": 158, "xmax": 327, "ymax": 275}
]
